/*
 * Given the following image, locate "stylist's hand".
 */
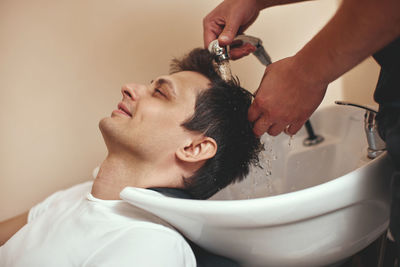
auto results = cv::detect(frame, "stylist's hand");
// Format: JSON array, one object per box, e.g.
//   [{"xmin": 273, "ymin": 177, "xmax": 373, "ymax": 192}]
[
  {"xmin": 248, "ymin": 56, "xmax": 328, "ymax": 137},
  {"xmin": 203, "ymin": 0, "xmax": 261, "ymax": 59}
]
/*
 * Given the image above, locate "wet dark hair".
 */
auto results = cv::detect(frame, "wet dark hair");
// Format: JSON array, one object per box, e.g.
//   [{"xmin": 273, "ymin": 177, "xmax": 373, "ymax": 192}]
[{"xmin": 170, "ymin": 48, "xmax": 263, "ymax": 199}]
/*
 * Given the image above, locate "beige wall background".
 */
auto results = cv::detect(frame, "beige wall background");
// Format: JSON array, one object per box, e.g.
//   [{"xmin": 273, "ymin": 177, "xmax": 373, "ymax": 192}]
[{"xmin": 0, "ymin": 0, "xmax": 380, "ymax": 221}]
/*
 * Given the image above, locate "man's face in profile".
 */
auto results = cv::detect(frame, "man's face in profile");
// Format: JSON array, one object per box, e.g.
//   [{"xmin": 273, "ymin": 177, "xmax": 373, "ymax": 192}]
[{"xmin": 99, "ymin": 71, "xmax": 211, "ymax": 160}]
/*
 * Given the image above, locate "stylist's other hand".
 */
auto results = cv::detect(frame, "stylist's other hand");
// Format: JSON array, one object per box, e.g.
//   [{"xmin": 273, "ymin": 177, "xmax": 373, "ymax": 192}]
[
  {"xmin": 248, "ymin": 56, "xmax": 328, "ymax": 137},
  {"xmin": 203, "ymin": 0, "xmax": 261, "ymax": 59}
]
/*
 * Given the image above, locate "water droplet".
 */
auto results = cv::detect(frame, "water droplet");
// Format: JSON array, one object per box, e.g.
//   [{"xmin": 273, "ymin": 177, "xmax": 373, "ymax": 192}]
[{"xmin": 288, "ymin": 135, "xmax": 294, "ymax": 148}]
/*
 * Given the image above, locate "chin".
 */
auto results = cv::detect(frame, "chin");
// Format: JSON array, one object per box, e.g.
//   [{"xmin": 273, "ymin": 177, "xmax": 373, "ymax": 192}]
[
  {"xmin": 98, "ymin": 117, "xmax": 133, "ymax": 153},
  {"xmin": 99, "ymin": 117, "xmax": 110, "ymax": 132},
  {"xmin": 98, "ymin": 117, "xmax": 116, "ymax": 143}
]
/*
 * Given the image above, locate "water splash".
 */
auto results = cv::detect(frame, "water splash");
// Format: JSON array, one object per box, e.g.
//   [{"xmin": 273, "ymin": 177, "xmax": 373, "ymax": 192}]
[
  {"xmin": 288, "ymin": 135, "xmax": 294, "ymax": 149},
  {"xmin": 217, "ymin": 60, "xmax": 233, "ymax": 82},
  {"xmin": 245, "ymin": 136, "xmax": 278, "ymax": 198}
]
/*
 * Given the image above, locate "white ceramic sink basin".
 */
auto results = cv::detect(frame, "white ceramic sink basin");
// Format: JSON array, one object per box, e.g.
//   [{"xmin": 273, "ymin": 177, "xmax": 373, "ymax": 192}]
[{"xmin": 121, "ymin": 105, "xmax": 394, "ymax": 267}]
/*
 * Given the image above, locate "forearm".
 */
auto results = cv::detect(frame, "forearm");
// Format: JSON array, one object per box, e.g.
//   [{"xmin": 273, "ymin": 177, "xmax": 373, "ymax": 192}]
[
  {"xmin": 294, "ymin": 0, "xmax": 400, "ymax": 85},
  {"xmin": 0, "ymin": 212, "xmax": 28, "ymax": 246},
  {"xmin": 257, "ymin": 0, "xmax": 314, "ymax": 10}
]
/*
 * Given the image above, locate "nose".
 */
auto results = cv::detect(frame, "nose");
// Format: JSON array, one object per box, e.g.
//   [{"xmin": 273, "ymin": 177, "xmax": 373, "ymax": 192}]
[{"xmin": 121, "ymin": 83, "xmax": 144, "ymax": 101}]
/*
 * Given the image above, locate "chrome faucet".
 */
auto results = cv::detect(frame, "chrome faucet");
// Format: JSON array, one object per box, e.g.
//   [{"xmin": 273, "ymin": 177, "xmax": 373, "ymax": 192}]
[{"xmin": 335, "ymin": 101, "xmax": 386, "ymax": 159}]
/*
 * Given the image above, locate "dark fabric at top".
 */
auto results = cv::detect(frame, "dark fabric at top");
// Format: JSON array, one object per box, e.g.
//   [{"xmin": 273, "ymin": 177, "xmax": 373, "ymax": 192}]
[
  {"xmin": 148, "ymin": 187, "xmax": 241, "ymax": 267},
  {"xmin": 373, "ymin": 37, "xmax": 400, "ymax": 107},
  {"xmin": 373, "ymin": 35, "xmax": 400, "ymax": 261}
]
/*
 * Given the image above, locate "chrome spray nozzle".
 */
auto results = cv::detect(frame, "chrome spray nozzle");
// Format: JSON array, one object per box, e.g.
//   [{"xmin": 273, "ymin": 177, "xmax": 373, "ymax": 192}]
[
  {"xmin": 208, "ymin": 39, "xmax": 230, "ymax": 62},
  {"xmin": 208, "ymin": 39, "xmax": 233, "ymax": 82}
]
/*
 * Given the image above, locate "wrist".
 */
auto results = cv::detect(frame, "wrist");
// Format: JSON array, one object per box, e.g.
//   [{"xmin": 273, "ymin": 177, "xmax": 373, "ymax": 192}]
[
  {"xmin": 256, "ymin": 0, "xmax": 310, "ymax": 10},
  {"xmin": 291, "ymin": 52, "xmax": 332, "ymax": 88},
  {"xmin": 255, "ymin": 0, "xmax": 274, "ymax": 10}
]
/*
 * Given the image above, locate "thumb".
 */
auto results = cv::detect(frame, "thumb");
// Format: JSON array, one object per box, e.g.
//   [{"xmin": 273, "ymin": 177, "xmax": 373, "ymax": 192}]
[{"xmin": 218, "ymin": 19, "xmax": 241, "ymax": 46}]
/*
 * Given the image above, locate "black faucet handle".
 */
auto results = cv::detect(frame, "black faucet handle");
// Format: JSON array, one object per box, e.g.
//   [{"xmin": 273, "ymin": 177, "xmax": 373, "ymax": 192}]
[{"xmin": 334, "ymin": 100, "xmax": 377, "ymax": 114}]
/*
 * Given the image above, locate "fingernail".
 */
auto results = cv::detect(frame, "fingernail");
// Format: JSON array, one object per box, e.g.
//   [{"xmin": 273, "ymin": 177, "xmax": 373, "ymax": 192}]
[{"xmin": 219, "ymin": 35, "xmax": 229, "ymax": 42}]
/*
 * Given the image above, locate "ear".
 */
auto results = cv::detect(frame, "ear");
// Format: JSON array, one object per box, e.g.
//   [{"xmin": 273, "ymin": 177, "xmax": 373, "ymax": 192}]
[{"xmin": 176, "ymin": 136, "xmax": 217, "ymax": 163}]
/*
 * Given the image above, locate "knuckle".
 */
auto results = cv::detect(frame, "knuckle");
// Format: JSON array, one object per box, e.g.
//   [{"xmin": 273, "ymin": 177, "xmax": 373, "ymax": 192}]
[{"xmin": 254, "ymin": 96, "xmax": 267, "ymax": 109}]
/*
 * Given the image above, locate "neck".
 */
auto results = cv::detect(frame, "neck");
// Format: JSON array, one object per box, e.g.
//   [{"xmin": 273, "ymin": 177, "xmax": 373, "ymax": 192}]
[{"xmin": 91, "ymin": 153, "xmax": 183, "ymax": 200}]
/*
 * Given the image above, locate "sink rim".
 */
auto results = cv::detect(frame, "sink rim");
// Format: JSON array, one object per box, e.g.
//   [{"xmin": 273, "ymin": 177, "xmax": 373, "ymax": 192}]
[{"xmin": 120, "ymin": 151, "xmax": 390, "ymax": 227}]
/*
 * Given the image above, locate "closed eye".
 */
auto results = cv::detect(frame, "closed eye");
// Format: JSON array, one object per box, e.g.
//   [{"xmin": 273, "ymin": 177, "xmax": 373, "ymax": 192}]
[
  {"xmin": 154, "ymin": 88, "xmax": 167, "ymax": 98},
  {"xmin": 151, "ymin": 78, "xmax": 176, "ymax": 100},
  {"xmin": 123, "ymin": 90, "xmax": 132, "ymax": 98}
]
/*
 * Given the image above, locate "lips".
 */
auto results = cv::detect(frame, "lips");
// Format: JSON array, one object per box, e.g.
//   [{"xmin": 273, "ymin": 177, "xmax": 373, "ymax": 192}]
[{"xmin": 117, "ymin": 102, "xmax": 132, "ymax": 117}]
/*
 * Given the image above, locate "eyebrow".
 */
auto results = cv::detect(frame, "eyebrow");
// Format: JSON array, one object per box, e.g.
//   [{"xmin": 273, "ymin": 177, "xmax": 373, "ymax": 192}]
[{"xmin": 155, "ymin": 78, "xmax": 177, "ymax": 99}]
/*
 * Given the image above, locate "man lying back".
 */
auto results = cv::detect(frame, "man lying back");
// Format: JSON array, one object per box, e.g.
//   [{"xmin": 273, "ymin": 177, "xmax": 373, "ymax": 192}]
[{"xmin": 0, "ymin": 48, "xmax": 262, "ymax": 266}]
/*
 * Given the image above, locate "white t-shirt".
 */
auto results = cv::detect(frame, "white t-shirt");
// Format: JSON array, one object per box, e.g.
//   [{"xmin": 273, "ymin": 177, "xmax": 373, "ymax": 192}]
[{"xmin": 0, "ymin": 181, "xmax": 196, "ymax": 267}]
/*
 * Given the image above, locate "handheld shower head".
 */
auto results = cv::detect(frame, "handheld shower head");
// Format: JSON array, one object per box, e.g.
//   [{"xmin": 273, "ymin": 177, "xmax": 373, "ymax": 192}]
[
  {"xmin": 208, "ymin": 39, "xmax": 229, "ymax": 62},
  {"xmin": 234, "ymin": 35, "xmax": 271, "ymax": 66},
  {"xmin": 208, "ymin": 39, "xmax": 233, "ymax": 82},
  {"xmin": 207, "ymin": 35, "xmax": 272, "ymax": 82}
]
